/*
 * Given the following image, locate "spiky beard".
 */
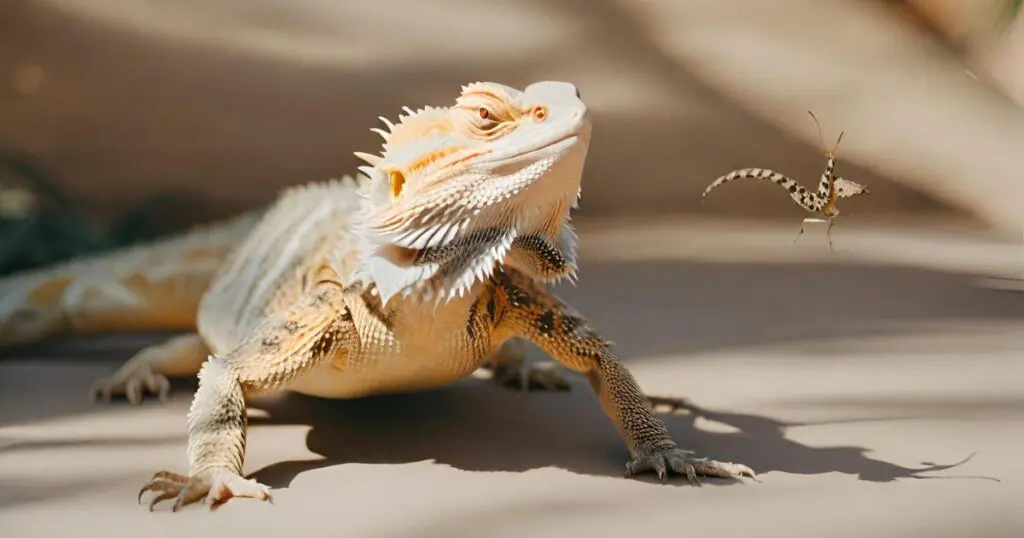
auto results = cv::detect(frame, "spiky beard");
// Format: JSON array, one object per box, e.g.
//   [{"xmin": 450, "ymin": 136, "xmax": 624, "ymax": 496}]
[{"xmin": 350, "ymin": 163, "xmax": 582, "ymax": 307}]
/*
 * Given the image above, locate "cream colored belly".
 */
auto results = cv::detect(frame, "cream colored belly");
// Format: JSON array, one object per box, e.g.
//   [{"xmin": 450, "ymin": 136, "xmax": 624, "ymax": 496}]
[
  {"xmin": 285, "ymin": 285, "xmax": 495, "ymax": 399},
  {"xmin": 286, "ymin": 341, "xmax": 495, "ymax": 399}
]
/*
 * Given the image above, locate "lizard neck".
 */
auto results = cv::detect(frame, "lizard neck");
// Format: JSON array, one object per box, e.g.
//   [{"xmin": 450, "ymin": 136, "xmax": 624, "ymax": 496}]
[{"xmin": 349, "ymin": 159, "xmax": 582, "ymax": 309}]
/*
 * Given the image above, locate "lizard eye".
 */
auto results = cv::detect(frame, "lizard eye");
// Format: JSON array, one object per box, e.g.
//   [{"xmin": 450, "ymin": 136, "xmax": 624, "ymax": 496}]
[
  {"xmin": 474, "ymin": 106, "xmax": 501, "ymax": 131},
  {"xmin": 462, "ymin": 103, "xmax": 504, "ymax": 137}
]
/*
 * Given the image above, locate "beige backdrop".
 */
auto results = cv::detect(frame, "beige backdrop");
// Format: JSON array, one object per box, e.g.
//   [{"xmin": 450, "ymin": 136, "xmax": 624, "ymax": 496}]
[{"xmin": 2, "ymin": 0, "xmax": 1023, "ymax": 231}]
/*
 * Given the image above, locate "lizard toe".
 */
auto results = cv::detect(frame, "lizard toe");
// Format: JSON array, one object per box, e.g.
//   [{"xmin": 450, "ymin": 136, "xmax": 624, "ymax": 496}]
[
  {"xmin": 139, "ymin": 469, "xmax": 271, "ymax": 512},
  {"xmin": 90, "ymin": 367, "xmax": 170, "ymax": 405},
  {"xmin": 493, "ymin": 361, "xmax": 572, "ymax": 392},
  {"xmin": 625, "ymin": 445, "xmax": 755, "ymax": 486}
]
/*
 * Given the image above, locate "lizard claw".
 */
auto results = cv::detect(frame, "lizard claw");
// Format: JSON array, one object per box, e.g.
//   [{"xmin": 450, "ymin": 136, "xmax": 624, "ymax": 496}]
[
  {"xmin": 495, "ymin": 361, "xmax": 572, "ymax": 392},
  {"xmin": 90, "ymin": 366, "xmax": 170, "ymax": 405},
  {"xmin": 486, "ymin": 339, "xmax": 572, "ymax": 393},
  {"xmin": 625, "ymin": 445, "xmax": 756, "ymax": 486},
  {"xmin": 89, "ymin": 334, "xmax": 206, "ymax": 405},
  {"xmin": 139, "ymin": 470, "xmax": 271, "ymax": 512}
]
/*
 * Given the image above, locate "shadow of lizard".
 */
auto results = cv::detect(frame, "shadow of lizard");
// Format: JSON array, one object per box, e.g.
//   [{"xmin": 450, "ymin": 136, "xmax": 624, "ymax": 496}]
[{"xmin": 243, "ymin": 377, "xmax": 992, "ymax": 490}]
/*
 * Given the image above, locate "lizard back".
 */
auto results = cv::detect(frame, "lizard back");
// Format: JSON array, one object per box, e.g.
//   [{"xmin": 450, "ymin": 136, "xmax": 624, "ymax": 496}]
[{"xmin": 196, "ymin": 178, "xmax": 362, "ymax": 356}]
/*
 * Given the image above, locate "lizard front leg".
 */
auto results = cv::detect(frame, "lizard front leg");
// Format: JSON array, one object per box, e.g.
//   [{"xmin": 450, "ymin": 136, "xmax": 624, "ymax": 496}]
[
  {"xmin": 138, "ymin": 281, "xmax": 356, "ymax": 511},
  {"xmin": 492, "ymin": 270, "xmax": 754, "ymax": 484}
]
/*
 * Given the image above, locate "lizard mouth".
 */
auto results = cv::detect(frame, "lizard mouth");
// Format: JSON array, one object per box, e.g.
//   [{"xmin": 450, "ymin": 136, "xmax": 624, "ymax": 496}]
[
  {"xmin": 486, "ymin": 134, "xmax": 581, "ymax": 167},
  {"xmin": 530, "ymin": 133, "xmax": 580, "ymax": 156}
]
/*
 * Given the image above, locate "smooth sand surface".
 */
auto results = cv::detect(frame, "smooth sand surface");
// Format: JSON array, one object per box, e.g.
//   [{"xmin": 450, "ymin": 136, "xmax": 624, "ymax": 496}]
[{"xmin": 1, "ymin": 220, "xmax": 1021, "ymax": 537}]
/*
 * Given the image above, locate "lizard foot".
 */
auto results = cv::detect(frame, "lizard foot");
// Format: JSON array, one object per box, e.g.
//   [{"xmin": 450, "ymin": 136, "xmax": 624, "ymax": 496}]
[
  {"xmin": 493, "ymin": 360, "xmax": 572, "ymax": 392},
  {"xmin": 138, "ymin": 470, "xmax": 271, "ymax": 512},
  {"xmin": 625, "ymin": 445, "xmax": 756, "ymax": 485},
  {"xmin": 485, "ymin": 338, "xmax": 571, "ymax": 392},
  {"xmin": 90, "ymin": 334, "xmax": 207, "ymax": 405},
  {"xmin": 90, "ymin": 364, "xmax": 170, "ymax": 405}
]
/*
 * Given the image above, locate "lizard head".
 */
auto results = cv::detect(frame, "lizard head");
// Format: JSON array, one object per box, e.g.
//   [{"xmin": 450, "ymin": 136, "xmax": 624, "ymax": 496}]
[{"xmin": 351, "ymin": 80, "xmax": 592, "ymax": 305}]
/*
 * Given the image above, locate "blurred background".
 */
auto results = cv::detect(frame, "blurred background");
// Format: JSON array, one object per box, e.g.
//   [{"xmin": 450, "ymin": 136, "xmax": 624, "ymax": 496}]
[{"xmin": 1, "ymin": 0, "xmax": 1022, "ymax": 275}]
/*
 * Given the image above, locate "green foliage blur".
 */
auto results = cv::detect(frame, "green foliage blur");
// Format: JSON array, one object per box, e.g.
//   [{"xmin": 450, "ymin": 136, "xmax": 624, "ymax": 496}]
[{"xmin": 0, "ymin": 148, "xmax": 179, "ymax": 277}]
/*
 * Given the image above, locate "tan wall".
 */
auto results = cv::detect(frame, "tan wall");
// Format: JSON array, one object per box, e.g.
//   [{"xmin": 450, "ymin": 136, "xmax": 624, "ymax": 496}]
[{"xmin": 2, "ymin": 0, "xmax": 1023, "ymax": 231}]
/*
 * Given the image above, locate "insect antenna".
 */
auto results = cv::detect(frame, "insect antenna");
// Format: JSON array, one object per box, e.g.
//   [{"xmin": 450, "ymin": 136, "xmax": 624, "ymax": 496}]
[{"xmin": 807, "ymin": 110, "xmax": 844, "ymax": 156}]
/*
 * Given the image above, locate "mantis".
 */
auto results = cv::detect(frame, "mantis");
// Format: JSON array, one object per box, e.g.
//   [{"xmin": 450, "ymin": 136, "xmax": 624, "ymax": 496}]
[{"xmin": 702, "ymin": 111, "xmax": 870, "ymax": 252}]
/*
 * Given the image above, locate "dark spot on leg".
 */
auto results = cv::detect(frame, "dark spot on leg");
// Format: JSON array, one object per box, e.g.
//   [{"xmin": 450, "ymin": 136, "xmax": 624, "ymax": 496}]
[
  {"xmin": 283, "ymin": 321, "xmax": 299, "ymax": 334},
  {"xmin": 788, "ymin": 184, "xmax": 797, "ymax": 193},
  {"xmin": 560, "ymin": 315, "xmax": 583, "ymax": 339},
  {"xmin": 311, "ymin": 328, "xmax": 341, "ymax": 358},
  {"xmin": 261, "ymin": 334, "xmax": 282, "ymax": 353},
  {"xmin": 537, "ymin": 309, "xmax": 556, "ymax": 336},
  {"xmin": 560, "ymin": 314, "xmax": 601, "ymax": 344},
  {"xmin": 486, "ymin": 296, "xmax": 497, "ymax": 322},
  {"xmin": 466, "ymin": 300, "xmax": 479, "ymax": 339}
]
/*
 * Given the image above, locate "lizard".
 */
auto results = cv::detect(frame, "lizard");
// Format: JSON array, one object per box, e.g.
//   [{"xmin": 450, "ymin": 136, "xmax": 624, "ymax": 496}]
[
  {"xmin": 702, "ymin": 111, "xmax": 871, "ymax": 251},
  {"xmin": 0, "ymin": 81, "xmax": 755, "ymax": 512}
]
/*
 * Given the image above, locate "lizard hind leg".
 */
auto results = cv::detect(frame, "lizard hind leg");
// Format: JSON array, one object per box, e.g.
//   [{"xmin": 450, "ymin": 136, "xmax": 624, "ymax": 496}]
[
  {"xmin": 90, "ymin": 332, "xmax": 210, "ymax": 405},
  {"xmin": 483, "ymin": 337, "xmax": 572, "ymax": 392}
]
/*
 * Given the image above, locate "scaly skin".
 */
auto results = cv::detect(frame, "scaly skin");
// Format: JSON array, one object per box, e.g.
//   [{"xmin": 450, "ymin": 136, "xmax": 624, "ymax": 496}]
[
  {"xmin": 702, "ymin": 111, "xmax": 870, "ymax": 251},
  {"xmin": 5, "ymin": 81, "xmax": 756, "ymax": 512}
]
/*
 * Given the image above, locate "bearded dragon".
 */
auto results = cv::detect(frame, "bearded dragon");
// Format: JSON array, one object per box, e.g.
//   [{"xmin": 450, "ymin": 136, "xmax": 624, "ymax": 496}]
[
  {"xmin": 0, "ymin": 81, "xmax": 755, "ymax": 512},
  {"xmin": 702, "ymin": 111, "xmax": 871, "ymax": 251}
]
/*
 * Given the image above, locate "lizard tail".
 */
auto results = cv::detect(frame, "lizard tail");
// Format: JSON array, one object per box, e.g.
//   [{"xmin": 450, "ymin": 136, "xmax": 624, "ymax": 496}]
[
  {"xmin": 0, "ymin": 211, "xmax": 261, "ymax": 347},
  {"xmin": 702, "ymin": 167, "xmax": 820, "ymax": 212}
]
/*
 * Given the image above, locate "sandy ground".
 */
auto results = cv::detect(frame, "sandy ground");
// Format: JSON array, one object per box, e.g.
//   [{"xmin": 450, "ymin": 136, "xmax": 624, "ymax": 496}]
[{"xmin": 1, "ymin": 220, "xmax": 1021, "ymax": 537}]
